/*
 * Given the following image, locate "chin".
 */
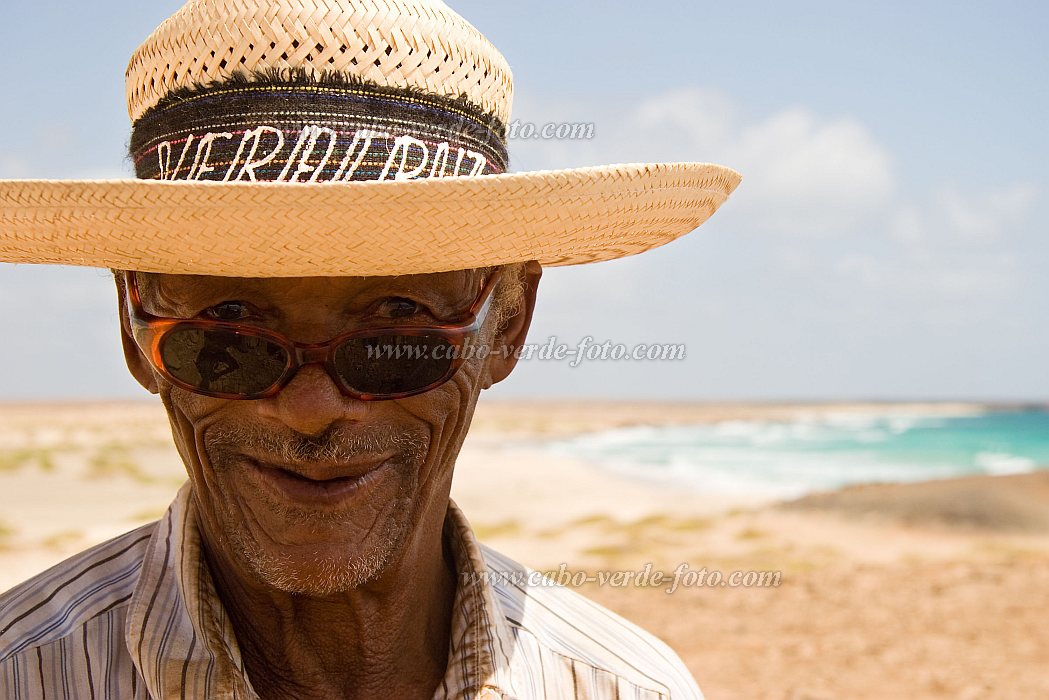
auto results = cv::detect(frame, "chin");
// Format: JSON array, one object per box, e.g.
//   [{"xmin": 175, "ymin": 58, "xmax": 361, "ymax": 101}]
[
  {"xmin": 215, "ymin": 464, "xmax": 419, "ymax": 596},
  {"xmin": 228, "ymin": 501, "xmax": 414, "ymax": 596},
  {"xmin": 250, "ymin": 543, "xmax": 397, "ymax": 596}
]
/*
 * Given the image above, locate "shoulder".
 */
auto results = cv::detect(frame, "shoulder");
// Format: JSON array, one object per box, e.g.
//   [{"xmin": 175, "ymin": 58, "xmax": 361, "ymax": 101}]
[
  {"xmin": 480, "ymin": 544, "xmax": 703, "ymax": 700},
  {"xmin": 0, "ymin": 522, "xmax": 156, "ymax": 663}
]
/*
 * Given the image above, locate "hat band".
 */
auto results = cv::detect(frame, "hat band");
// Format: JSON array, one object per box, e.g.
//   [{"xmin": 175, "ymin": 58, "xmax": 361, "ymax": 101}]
[{"xmin": 129, "ymin": 81, "xmax": 509, "ymax": 183}]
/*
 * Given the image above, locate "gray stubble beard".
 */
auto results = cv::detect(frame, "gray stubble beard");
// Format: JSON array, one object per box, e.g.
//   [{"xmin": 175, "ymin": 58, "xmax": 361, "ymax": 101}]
[{"xmin": 202, "ymin": 423, "xmax": 429, "ymax": 596}]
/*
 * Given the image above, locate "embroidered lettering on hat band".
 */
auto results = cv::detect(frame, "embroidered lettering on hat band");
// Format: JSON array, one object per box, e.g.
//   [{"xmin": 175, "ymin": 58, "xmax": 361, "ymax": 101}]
[{"xmin": 129, "ymin": 79, "xmax": 509, "ymax": 183}]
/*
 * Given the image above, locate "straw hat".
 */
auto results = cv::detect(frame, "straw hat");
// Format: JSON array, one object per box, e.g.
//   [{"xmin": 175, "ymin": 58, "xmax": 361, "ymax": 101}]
[{"xmin": 0, "ymin": 0, "xmax": 742, "ymax": 277}]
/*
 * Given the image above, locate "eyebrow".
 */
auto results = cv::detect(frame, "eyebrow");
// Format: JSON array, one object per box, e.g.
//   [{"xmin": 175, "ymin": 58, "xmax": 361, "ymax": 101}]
[
  {"xmin": 137, "ymin": 274, "xmax": 261, "ymax": 314},
  {"xmin": 137, "ymin": 272, "xmax": 481, "ymax": 316}
]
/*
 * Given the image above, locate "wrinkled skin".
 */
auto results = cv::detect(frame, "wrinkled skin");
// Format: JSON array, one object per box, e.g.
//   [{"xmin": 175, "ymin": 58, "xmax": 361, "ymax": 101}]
[{"xmin": 114, "ymin": 263, "xmax": 541, "ymax": 700}]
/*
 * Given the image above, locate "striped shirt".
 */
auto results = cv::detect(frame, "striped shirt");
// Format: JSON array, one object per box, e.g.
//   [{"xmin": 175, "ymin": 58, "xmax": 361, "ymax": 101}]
[{"xmin": 0, "ymin": 484, "xmax": 702, "ymax": 699}]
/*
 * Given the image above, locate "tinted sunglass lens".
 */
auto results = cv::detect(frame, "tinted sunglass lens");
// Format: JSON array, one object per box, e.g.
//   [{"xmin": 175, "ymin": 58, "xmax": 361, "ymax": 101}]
[
  {"xmin": 333, "ymin": 335, "xmax": 457, "ymax": 395},
  {"xmin": 160, "ymin": 328, "xmax": 289, "ymax": 396}
]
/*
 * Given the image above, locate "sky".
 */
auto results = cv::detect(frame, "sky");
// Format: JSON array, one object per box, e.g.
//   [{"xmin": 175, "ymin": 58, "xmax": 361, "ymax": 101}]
[{"xmin": 1, "ymin": 0, "xmax": 1046, "ymax": 402}]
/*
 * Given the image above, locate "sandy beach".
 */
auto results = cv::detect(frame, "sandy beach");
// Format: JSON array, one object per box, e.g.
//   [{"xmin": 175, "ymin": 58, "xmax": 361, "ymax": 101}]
[{"xmin": 1, "ymin": 400, "xmax": 1047, "ymax": 699}]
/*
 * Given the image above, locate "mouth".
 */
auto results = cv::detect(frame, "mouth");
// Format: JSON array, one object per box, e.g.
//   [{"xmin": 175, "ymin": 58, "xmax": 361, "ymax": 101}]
[{"xmin": 245, "ymin": 456, "xmax": 394, "ymax": 506}]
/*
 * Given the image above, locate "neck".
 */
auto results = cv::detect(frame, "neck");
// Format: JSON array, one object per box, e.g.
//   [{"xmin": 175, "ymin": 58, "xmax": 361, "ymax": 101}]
[{"xmin": 201, "ymin": 503, "xmax": 457, "ymax": 700}]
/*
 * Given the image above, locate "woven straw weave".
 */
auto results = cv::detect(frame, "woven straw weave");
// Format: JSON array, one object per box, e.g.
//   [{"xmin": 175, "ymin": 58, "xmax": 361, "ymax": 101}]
[
  {"xmin": 0, "ymin": 163, "xmax": 741, "ymax": 276},
  {"xmin": 126, "ymin": 0, "xmax": 514, "ymax": 125}
]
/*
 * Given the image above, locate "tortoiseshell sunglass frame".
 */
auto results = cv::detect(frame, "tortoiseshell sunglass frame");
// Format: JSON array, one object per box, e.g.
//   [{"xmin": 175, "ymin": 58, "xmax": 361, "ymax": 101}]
[{"xmin": 122, "ymin": 269, "xmax": 503, "ymax": 401}]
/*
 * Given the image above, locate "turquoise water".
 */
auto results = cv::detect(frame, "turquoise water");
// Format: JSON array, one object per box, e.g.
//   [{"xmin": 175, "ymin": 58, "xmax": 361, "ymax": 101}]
[{"xmin": 545, "ymin": 409, "xmax": 1049, "ymax": 499}]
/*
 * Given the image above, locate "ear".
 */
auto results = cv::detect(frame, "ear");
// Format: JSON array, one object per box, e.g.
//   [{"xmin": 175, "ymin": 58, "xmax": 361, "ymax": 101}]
[
  {"xmin": 483, "ymin": 261, "xmax": 542, "ymax": 388},
  {"xmin": 113, "ymin": 273, "xmax": 160, "ymax": 395}
]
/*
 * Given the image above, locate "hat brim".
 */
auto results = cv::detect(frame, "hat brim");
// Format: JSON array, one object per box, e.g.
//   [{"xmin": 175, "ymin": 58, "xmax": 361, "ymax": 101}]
[{"xmin": 0, "ymin": 162, "xmax": 740, "ymax": 277}]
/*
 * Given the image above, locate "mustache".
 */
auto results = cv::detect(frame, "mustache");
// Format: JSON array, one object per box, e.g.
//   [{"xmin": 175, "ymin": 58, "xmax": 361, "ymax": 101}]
[{"xmin": 203, "ymin": 422, "xmax": 428, "ymax": 466}]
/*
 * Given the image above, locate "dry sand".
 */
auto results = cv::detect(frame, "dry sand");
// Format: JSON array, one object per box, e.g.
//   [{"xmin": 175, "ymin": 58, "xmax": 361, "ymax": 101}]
[{"xmin": 1, "ymin": 400, "xmax": 1046, "ymax": 699}]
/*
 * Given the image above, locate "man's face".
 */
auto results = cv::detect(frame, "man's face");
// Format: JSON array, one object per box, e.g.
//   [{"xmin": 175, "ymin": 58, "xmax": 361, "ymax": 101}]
[{"xmin": 116, "ymin": 267, "xmax": 538, "ymax": 596}]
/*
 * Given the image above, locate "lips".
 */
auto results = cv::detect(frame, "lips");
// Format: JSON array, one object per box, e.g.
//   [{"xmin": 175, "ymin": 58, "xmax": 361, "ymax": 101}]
[{"xmin": 245, "ymin": 456, "xmax": 393, "ymax": 506}]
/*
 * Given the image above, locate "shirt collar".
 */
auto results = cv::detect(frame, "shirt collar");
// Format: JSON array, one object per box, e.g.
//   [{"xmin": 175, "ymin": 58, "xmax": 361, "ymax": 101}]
[
  {"xmin": 442, "ymin": 499, "xmax": 521, "ymax": 698},
  {"xmin": 126, "ymin": 484, "xmax": 520, "ymax": 700}
]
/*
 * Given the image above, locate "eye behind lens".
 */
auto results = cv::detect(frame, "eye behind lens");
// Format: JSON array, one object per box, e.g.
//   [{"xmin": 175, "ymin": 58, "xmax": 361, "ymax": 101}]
[
  {"xmin": 334, "ymin": 334, "xmax": 458, "ymax": 395},
  {"xmin": 160, "ymin": 327, "xmax": 290, "ymax": 396}
]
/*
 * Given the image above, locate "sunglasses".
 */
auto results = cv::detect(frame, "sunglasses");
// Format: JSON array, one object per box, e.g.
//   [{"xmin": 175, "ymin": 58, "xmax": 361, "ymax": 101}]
[{"xmin": 124, "ymin": 270, "xmax": 502, "ymax": 401}]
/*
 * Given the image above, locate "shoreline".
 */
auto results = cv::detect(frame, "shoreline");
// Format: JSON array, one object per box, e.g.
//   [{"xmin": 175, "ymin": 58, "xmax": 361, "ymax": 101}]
[{"xmin": 2, "ymin": 399, "xmax": 1045, "ymax": 575}]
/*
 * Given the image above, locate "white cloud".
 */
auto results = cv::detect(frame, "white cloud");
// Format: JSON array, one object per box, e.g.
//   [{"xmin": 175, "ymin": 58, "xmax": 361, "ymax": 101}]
[
  {"xmin": 838, "ymin": 182, "xmax": 1037, "ymax": 306},
  {"xmin": 891, "ymin": 183, "xmax": 1039, "ymax": 252},
  {"xmin": 634, "ymin": 89, "xmax": 896, "ymax": 234},
  {"xmin": 725, "ymin": 108, "xmax": 895, "ymax": 234},
  {"xmin": 935, "ymin": 183, "xmax": 1038, "ymax": 244},
  {"xmin": 512, "ymin": 86, "xmax": 897, "ymax": 236},
  {"xmin": 512, "ymin": 87, "xmax": 1037, "ymax": 312},
  {"xmin": 632, "ymin": 88, "xmax": 738, "ymax": 155}
]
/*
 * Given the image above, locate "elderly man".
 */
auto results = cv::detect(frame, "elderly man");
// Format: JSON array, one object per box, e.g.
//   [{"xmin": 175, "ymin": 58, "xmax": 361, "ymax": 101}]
[{"xmin": 0, "ymin": 0, "xmax": 739, "ymax": 698}]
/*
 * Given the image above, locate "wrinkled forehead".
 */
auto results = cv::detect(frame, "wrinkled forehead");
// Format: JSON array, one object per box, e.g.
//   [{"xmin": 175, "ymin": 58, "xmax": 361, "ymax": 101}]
[{"xmin": 135, "ymin": 268, "xmax": 486, "ymax": 312}]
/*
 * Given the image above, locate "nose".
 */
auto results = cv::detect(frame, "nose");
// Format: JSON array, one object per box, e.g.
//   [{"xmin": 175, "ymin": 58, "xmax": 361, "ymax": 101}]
[{"xmin": 255, "ymin": 361, "xmax": 367, "ymax": 436}]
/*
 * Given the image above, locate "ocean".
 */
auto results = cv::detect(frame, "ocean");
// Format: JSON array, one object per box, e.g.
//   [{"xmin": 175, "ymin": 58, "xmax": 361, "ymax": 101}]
[{"xmin": 545, "ymin": 408, "xmax": 1049, "ymax": 499}]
